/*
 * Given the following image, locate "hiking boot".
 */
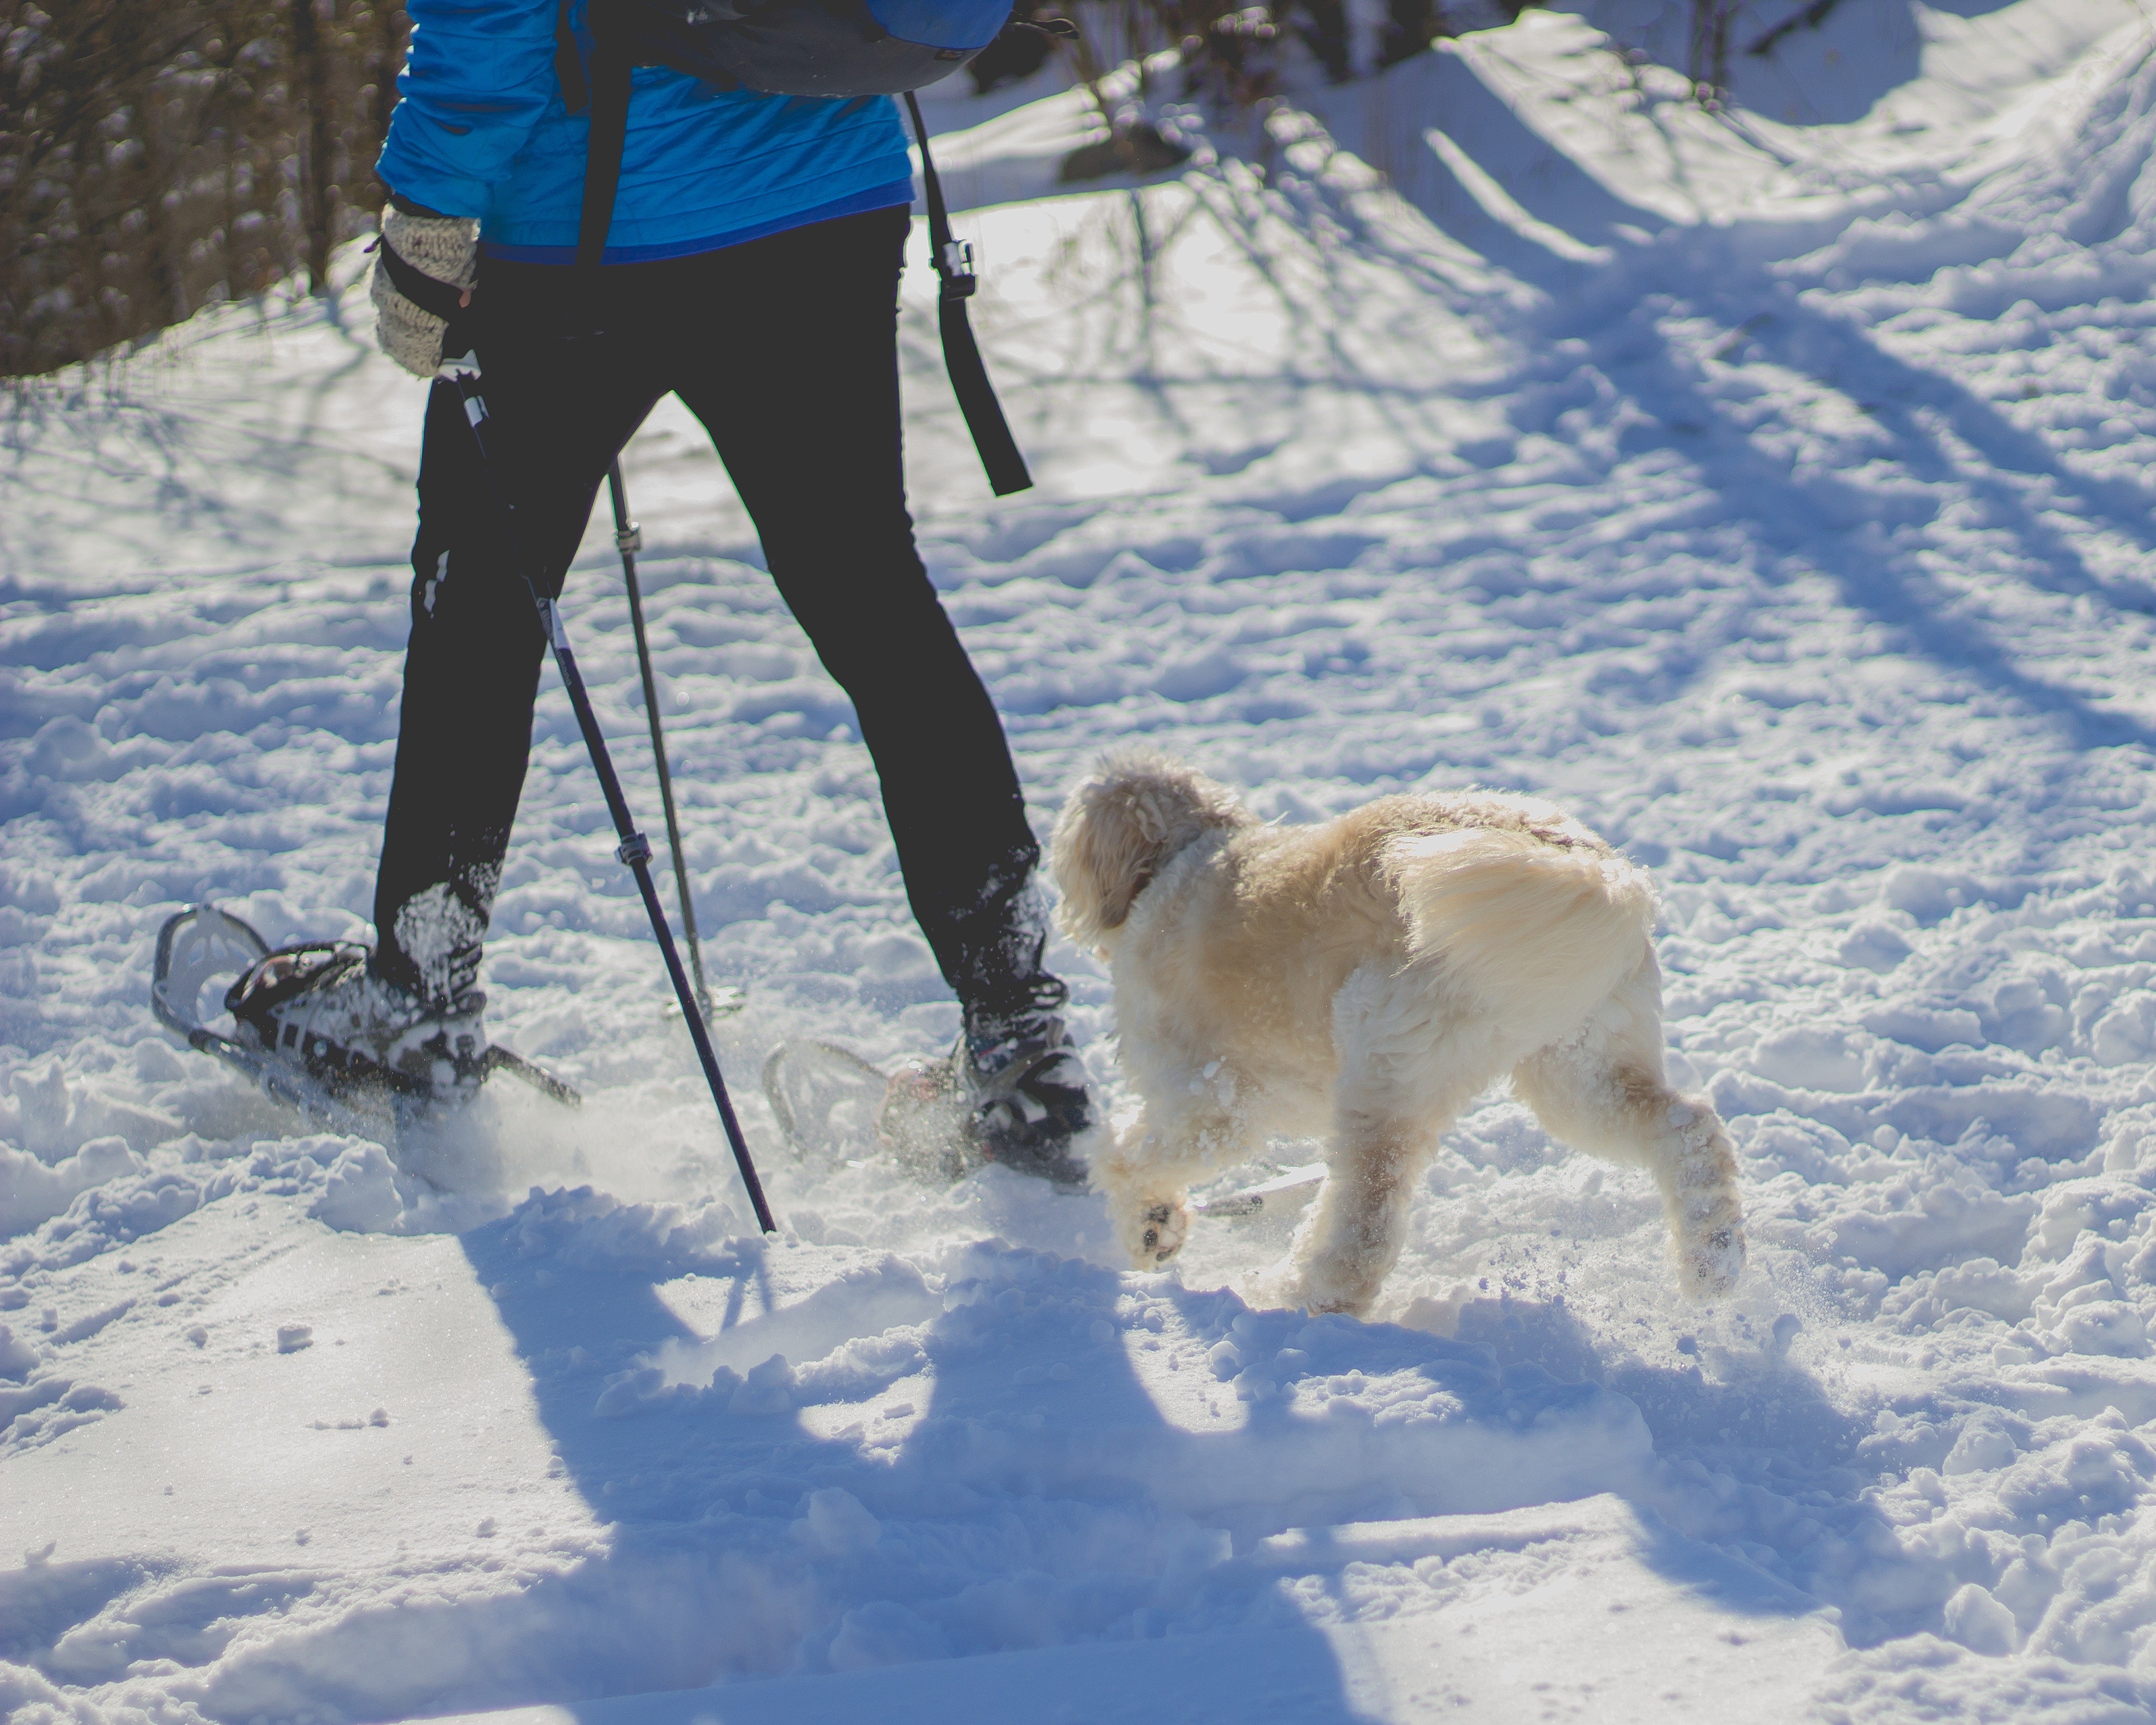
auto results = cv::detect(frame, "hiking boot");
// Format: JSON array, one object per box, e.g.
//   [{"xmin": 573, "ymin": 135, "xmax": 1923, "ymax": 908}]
[
  {"xmin": 226, "ymin": 941, "xmax": 489, "ymax": 1111},
  {"xmin": 872, "ymin": 992, "xmax": 1098, "ymax": 1189},
  {"xmin": 957, "ymin": 982, "xmax": 1097, "ymax": 1189}
]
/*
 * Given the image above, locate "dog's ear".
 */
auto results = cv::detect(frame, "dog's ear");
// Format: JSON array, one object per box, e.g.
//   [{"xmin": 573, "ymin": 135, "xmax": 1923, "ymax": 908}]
[
  {"xmin": 1049, "ymin": 751, "xmax": 1247, "ymax": 948},
  {"xmin": 1049, "ymin": 770, "xmax": 1160, "ymax": 948}
]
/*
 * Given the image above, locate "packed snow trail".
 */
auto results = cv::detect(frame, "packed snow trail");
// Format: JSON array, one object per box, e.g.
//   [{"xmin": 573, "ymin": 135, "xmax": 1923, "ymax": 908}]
[{"xmin": 10, "ymin": 1, "xmax": 2156, "ymax": 1718}]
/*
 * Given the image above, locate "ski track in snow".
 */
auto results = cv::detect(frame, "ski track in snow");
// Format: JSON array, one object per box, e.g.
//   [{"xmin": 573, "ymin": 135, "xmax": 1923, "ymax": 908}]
[{"xmin": 9, "ymin": 1, "xmax": 2156, "ymax": 1717}]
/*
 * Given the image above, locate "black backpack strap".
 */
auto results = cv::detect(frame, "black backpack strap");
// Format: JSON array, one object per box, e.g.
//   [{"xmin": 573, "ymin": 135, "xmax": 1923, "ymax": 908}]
[
  {"xmin": 576, "ymin": 3, "xmax": 634, "ymax": 299},
  {"xmin": 555, "ymin": 0, "xmax": 590, "ymax": 113},
  {"xmin": 904, "ymin": 91, "xmax": 1032, "ymax": 497}
]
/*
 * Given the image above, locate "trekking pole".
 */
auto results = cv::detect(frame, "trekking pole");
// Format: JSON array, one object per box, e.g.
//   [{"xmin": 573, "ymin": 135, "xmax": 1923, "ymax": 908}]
[
  {"xmin": 605, "ymin": 458, "xmax": 716, "ymax": 1024},
  {"xmin": 436, "ymin": 353, "xmax": 777, "ymax": 1238}
]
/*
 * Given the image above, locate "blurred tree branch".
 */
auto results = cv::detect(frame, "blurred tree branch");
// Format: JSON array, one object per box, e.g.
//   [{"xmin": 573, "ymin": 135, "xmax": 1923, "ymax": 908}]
[{"xmin": 1, "ymin": 0, "xmax": 408, "ymax": 376}]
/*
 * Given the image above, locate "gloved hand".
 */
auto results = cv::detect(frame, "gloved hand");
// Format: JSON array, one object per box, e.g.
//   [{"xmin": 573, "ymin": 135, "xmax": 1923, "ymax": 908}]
[{"xmin": 369, "ymin": 202, "xmax": 480, "ymax": 378}]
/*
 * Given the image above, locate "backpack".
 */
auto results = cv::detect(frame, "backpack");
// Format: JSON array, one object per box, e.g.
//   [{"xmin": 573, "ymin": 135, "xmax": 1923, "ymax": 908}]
[
  {"xmin": 619, "ymin": 0, "xmax": 1018, "ymax": 98},
  {"xmin": 561, "ymin": 0, "xmax": 1063, "ymax": 494}
]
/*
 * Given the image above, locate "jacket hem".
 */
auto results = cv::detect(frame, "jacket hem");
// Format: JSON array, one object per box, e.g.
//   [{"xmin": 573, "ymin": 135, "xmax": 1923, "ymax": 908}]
[{"xmin": 477, "ymin": 178, "xmax": 916, "ymax": 264}]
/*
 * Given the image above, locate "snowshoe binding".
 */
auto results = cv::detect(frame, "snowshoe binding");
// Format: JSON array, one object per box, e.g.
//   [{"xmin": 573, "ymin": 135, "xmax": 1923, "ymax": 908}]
[
  {"xmin": 946, "ymin": 988, "xmax": 1097, "ymax": 1190},
  {"xmin": 152, "ymin": 904, "xmax": 577, "ymax": 1130},
  {"xmin": 226, "ymin": 939, "xmax": 491, "ymax": 1115},
  {"xmin": 873, "ymin": 1048, "xmax": 983, "ymax": 1184}
]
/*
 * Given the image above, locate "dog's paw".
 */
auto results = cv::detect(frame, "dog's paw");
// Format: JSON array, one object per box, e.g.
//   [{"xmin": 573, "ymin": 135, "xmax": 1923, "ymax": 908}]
[
  {"xmin": 1277, "ymin": 1237, "xmax": 1381, "ymax": 1319},
  {"xmin": 1674, "ymin": 1216, "xmax": 1746, "ymax": 1301},
  {"xmin": 1127, "ymin": 1197, "xmax": 1190, "ymax": 1268},
  {"xmin": 1284, "ymin": 1263, "xmax": 1378, "ymax": 1320}
]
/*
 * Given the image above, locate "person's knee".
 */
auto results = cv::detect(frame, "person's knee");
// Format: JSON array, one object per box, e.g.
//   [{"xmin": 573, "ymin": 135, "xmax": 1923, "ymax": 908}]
[{"xmin": 783, "ymin": 565, "xmax": 968, "ymax": 691}]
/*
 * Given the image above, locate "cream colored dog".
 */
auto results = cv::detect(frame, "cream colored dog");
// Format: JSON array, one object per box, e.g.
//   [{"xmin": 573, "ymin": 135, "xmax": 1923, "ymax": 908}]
[{"xmin": 1049, "ymin": 751, "xmax": 1745, "ymax": 1317}]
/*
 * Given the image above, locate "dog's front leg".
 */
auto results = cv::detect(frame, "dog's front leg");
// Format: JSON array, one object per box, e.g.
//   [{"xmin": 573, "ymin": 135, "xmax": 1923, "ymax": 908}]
[
  {"xmin": 1287, "ymin": 1111, "xmax": 1440, "ymax": 1317},
  {"xmin": 1095, "ymin": 1099, "xmax": 1252, "ymax": 1270}
]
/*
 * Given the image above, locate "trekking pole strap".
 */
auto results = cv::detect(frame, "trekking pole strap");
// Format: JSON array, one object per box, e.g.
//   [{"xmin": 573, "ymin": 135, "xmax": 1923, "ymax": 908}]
[
  {"xmin": 376, "ymin": 237, "xmax": 469, "ymax": 325},
  {"xmin": 904, "ymin": 92, "xmax": 1033, "ymax": 497}
]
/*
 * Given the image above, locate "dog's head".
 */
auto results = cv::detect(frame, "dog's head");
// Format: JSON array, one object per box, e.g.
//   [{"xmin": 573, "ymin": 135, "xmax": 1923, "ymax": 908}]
[{"xmin": 1049, "ymin": 750, "xmax": 1251, "ymax": 951}]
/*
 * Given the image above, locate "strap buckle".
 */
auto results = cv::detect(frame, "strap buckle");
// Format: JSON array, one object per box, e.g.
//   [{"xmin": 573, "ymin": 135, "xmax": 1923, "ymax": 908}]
[{"xmin": 937, "ymin": 238, "xmax": 977, "ymax": 301}]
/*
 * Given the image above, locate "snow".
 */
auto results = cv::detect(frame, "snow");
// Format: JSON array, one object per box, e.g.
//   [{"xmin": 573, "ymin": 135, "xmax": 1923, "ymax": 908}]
[{"xmin": 10, "ymin": 0, "xmax": 2156, "ymax": 1715}]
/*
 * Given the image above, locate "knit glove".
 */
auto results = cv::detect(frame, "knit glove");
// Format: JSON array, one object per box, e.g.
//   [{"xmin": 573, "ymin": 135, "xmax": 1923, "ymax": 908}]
[{"xmin": 369, "ymin": 204, "xmax": 480, "ymax": 378}]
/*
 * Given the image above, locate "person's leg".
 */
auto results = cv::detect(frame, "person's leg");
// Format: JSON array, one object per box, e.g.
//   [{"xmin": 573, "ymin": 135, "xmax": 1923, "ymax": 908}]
[
  {"xmin": 230, "ymin": 266, "xmax": 674, "ymax": 1104},
  {"xmin": 372, "ymin": 261, "xmax": 668, "ymax": 1005},
  {"xmin": 670, "ymin": 207, "xmax": 1092, "ymax": 1176},
  {"xmin": 671, "ymin": 207, "xmax": 1049, "ymax": 1013}
]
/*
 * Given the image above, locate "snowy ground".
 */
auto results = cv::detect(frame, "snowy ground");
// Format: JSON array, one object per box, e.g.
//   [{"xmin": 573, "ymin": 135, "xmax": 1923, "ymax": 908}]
[{"xmin": 9, "ymin": 1, "xmax": 2156, "ymax": 1718}]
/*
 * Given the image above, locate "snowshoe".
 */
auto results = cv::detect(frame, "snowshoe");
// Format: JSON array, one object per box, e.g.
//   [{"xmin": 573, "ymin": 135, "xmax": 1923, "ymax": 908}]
[
  {"xmin": 760, "ymin": 1038, "xmax": 981, "ymax": 1181},
  {"xmin": 760, "ymin": 994, "xmax": 1097, "ymax": 1192},
  {"xmin": 758, "ymin": 1032, "xmax": 1320, "ymax": 1219},
  {"xmin": 868, "ymin": 1033, "xmax": 1094, "ymax": 1188},
  {"xmin": 761, "ymin": 1034, "xmax": 1067, "ymax": 1187},
  {"xmin": 1188, "ymin": 1162, "xmax": 1326, "ymax": 1219},
  {"xmin": 152, "ymin": 904, "xmax": 578, "ymax": 1131},
  {"xmin": 876, "ymin": 1047, "xmax": 991, "ymax": 1184},
  {"xmin": 759, "ymin": 1039, "xmax": 992, "ymax": 1190},
  {"xmin": 760, "ymin": 1038, "xmax": 889, "ymax": 1161}
]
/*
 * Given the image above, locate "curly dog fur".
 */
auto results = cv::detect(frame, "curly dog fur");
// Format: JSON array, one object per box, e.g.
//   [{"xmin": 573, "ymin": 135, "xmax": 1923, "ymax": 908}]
[{"xmin": 1050, "ymin": 750, "xmax": 1745, "ymax": 1317}]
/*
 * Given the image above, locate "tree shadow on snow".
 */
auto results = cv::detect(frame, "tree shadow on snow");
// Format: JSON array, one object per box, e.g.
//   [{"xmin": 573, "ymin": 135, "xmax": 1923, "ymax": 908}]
[
  {"xmin": 1278, "ymin": 70, "xmax": 2156, "ymax": 762},
  {"xmin": 1443, "ymin": 1288, "xmax": 1966, "ymax": 1646},
  {"xmin": 1597, "ymin": 268, "xmax": 2156, "ymax": 758},
  {"xmin": 1309, "ymin": 46, "xmax": 1671, "ymax": 278},
  {"xmin": 1580, "ymin": 0, "xmax": 2024, "ymax": 132}
]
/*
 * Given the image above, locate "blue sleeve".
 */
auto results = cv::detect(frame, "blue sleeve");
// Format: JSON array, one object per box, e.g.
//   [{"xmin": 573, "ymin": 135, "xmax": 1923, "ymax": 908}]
[{"xmin": 375, "ymin": 0, "xmax": 566, "ymax": 218}]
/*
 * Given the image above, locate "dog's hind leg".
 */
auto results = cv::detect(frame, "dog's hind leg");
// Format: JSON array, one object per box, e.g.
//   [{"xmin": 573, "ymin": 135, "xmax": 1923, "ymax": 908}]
[
  {"xmin": 1510, "ymin": 955, "xmax": 1744, "ymax": 1300},
  {"xmin": 1287, "ymin": 965, "xmax": 1507, "ymax": 1318}
]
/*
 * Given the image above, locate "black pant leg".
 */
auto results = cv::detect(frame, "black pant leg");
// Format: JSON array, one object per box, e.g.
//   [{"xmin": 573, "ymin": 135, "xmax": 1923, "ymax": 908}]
[
  {"xmin": 373, "ymin": 290, "xmax": 666, "ymax": 1004},
  {"xmin": 671, "ymin": 209, "xmax": 1048, "ymax": 1009}
]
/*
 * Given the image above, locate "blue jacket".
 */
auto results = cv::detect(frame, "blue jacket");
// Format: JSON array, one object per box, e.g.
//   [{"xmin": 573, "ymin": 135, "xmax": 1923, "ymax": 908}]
[{"xmin": 376, "ymin": 0, "xmax": 914, "ymax": 262}]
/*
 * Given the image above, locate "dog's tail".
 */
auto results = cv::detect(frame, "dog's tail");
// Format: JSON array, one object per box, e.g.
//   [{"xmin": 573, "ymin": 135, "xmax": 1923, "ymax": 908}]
[{"xmin": 1388, "ymin": 827, "xmax": 1656, "ymax": 1046}]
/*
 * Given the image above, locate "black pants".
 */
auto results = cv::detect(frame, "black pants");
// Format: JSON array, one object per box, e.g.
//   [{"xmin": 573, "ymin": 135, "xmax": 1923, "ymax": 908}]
[{"xmin": 373, "ymin": 206, "xmax": 1043, "ymax": 1011}]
